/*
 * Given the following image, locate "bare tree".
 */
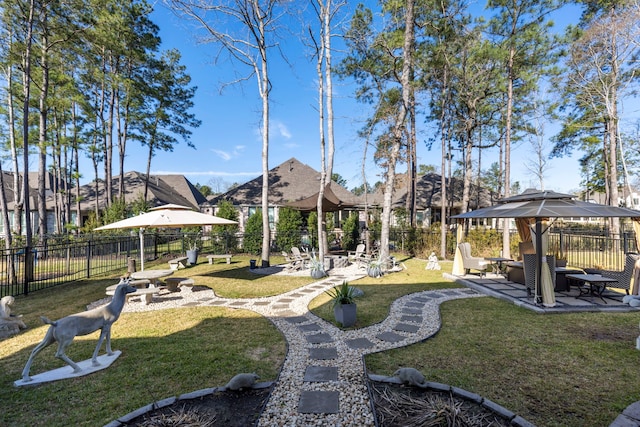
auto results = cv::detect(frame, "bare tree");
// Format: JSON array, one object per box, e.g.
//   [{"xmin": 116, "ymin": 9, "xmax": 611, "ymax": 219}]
[
  {"xmin": 524, "ymin": 99, "xmax": 551, "ymax": 190},
  {"xmin": 563, "ymin": 2, "xmax": 640, "ymax": 237},
  {"xmin": 168, "ymin": 0, "xmax": 280, "ymax": 266}
]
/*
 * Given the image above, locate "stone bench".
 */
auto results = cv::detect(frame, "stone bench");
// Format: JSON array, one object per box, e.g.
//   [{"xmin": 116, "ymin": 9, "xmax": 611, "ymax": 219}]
[
  {"xmin": 164, "ymin": 277, "xmax": 195, "ymax": 292},
  {"xmin": 168, "ymin": 256, "xmax": 189, "ymax": 270},
  {"xmin": 106, "ymin": 285, "xmax": 160, "ymax": 305},
  {"xmin": 206, "ymin": 254, "xmax": 232, "ymax": 265}
]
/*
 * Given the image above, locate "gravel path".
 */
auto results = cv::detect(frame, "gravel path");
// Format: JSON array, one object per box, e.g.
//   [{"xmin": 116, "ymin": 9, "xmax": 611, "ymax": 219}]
[{"xmin": 112, "ymin": 264, "xmax": 485, "ymax": 426}]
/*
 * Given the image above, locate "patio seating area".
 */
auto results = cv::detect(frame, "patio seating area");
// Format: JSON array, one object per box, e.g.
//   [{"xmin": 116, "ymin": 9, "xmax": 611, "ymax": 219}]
[{"xmin": 445, "ymin": 271, "xmax": 638, "ymax": 313}]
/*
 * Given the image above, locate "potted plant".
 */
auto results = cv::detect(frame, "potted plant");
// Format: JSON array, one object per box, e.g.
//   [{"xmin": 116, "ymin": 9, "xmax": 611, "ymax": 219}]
[
  {"xmin": 308, "ymin": 255, "xmax": 327, "ymax": 279},
  {"xmin": 367, "ymin": 258, "xmax": 384, "ymax": 278},
  {"xmin": 551, "ymin": 246, "xmax": 568, "ymax": 268},
  {"xmin": 325, "ymin": 281, "xmax": 356, "ymax": 327},
  {"xmin": 184, "ymin": 231, "xmax": 201, "ymax": 266}
]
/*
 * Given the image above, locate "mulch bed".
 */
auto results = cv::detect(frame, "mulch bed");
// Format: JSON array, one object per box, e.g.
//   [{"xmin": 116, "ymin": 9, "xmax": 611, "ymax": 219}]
[{"xmin": 121, "ymin": 381, "xmax": 515, "ymax": 427}]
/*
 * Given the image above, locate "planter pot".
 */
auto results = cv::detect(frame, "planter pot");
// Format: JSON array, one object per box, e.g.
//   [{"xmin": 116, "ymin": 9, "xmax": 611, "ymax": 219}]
[
  {"xmin": 367, "ymin": 265, "xmax": 382, "ymax": 278},
  {"xmin": 186, "ymin": 250, "xmax": 198, "ymax": 266},
  {"xmin": 249, "ymin": 259, "xmax": 256, "ymax": 269},
  {"xmin": 333, "ymin": 303, "xmax": 356, "ymax": 327},
  {"xmin": 310, "ymin": 268, "xmax": 326, "ymax": 279}
]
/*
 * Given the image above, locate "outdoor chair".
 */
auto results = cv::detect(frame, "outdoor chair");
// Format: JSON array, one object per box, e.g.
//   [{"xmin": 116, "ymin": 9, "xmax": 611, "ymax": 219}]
[
  {"xmin": 457, "ymin": 242, "xmax": 489, "ymax": 277},
  {"xmin": 290, "ymin": 247, "xmax": 310, "ymax": 269},
  {"xmin": 281, "ymin": 251, "xmax": 302, "ymax": 271},
  {"xmin": 522, "ymin": 254, "xmax": 556, "ymax": 297},
  {"xmin": 348, "ymin": 244, "xmax": 368, "ymax": 267},
  {"xmin": 600, "ymin": 254, "xmax": 640, "ymax": 295}
]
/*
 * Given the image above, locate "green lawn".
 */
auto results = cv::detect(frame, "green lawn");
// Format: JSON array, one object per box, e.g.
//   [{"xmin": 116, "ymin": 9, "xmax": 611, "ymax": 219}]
[{"xmin": 1, "ymin": 255, "xmax": 638, "ymax": 426}]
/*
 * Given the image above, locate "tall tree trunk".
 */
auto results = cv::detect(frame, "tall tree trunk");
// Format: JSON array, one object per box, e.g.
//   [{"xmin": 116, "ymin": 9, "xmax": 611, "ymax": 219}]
[
  {"xmin": 381, "ymin": 0, "xmax": 414, "ymax": 264},
  {"xmin": 257, "ymin": 3, "xmax": 271, "ymax": 267},
  {"xmin": 38, "ymin": 15, "xmax": 50, "ymax": 241},
  {"xmin": 315, "ymin": 4, "xmax": 327, "ymax": 260},
  {"xmin": 5, "ymin": 63, "xmax": 22, "ymax": 237},
  {"xmin": 502, "ymin": 45, "xmax": 515, "ymax": 259}
]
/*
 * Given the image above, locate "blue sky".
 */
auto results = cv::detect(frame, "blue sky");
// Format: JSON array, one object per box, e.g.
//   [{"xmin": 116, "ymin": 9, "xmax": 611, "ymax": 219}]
[{"xmin": 100, "ymin": 1, "xmax": 593, "ymax": 194}]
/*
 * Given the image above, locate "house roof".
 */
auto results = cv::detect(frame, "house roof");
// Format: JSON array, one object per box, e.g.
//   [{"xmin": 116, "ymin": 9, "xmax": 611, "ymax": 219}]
[
  {"xmin": 209, "ymin": 158, "xmax": 362, "ymax": 207},
  {"xmin": 370, "ymin": 173, "xmax": 494, "ymax": 210},
  {"xmin": 69, "ymin": 171, "xmax": 207, "ymax": 211}
]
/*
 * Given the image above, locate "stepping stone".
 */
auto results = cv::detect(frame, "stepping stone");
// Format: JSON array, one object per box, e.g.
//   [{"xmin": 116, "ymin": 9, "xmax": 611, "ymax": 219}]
[
  {"xmin": 394, "ymin": 323, "xmax": 420, "ymax": 333},
  {"xmin": 285, "ymin": 316, "xmax": 308, "ymax": 324},
  {"xmin": 271, "ymin": 304, "xmax": 289, "ymax": 310},
  {"xmin": 402, "ymin": 308, "xmax": 421, "ymax": 315},
  {"xmin": 253, "ymin": 301, "xmax": 271, "ymax": 306},
  {"xmin": 289, "ymin": 293, "xmax": 304, "ymax": 297},
  {"xmin": 299, "ymin": 323, "xmax": 321, "ymax": 332},
  {"xmin": 277, "ymin": 298, "xmax": 293, "ymax": 303},
  {"xmin": 298, "ymin": 390, "xmax": 339, "ymax": 414},
  {"xmin": 413, "ymin": 296, "xmax": 430, "ymax": 302},
  {"xmin": 441, "ymin": 290, "xmax": 458, "ymax": 295},
  {"xmin": 309, "ymin": 347, "xmax": 338, "ymax": 360},
  {"xmin": 304, "ymin": 366, "xmax": 338, "ymax": 382},
  {"xmin": 299, "ymin": 289, "xmax": 315, "ymax": 293},
  {"xmin": 306, "ymin": 333, "xmax": 334, "ymax": 344},
  {"xmin": 406, "ymin": 302, "xmax": 424, "ymax": 308},
  {"xmin": 400, "ymin": 315, "xmax": 422, "ymax": 323},
  {"xmin": 345, "ymin": 338, "xmax": 374, "ymax": 349},
  {"xmin": 229, "ymin": 301, "xmax": 248, "ymax": 306},
  {"xmin": 428, "ymin": 292, "xmax": 444, "ymax": 298},
  {"xmin": 376, "ymin": 331, "xmax": 404, "ymax": 343},
  {"xmin": 208, "ymin": 301, "xmax": 227, "ymax": 305},
  {"xmin": 276, "ymin": 310, "xmax": 297, "ymax": 317}
]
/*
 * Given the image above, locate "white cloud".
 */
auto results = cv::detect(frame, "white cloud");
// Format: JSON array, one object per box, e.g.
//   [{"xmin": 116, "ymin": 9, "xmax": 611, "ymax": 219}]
[
  {"xmin": 276, "ymin": 121, "xmax": 292, "ymax": 139},
  {"xmin": 212, "ymin": 149, "xmax": 231, "ymax": 161}
]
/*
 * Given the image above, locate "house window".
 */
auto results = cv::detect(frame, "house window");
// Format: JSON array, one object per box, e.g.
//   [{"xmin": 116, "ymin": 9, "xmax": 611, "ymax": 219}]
[{"xmin": 247, "ymin": 207, "xmax": 275, "ymax": 230}]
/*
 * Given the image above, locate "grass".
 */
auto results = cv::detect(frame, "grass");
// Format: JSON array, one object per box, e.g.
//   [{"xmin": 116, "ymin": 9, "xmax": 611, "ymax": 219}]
[{"xmin": 2, "ymin": 255, "xmax": 639, "ymax": 426}]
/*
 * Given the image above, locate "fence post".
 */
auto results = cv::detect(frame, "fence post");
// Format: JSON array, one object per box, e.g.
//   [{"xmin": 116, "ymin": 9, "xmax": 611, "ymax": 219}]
[
  {"xmin": 86, "ymin": 239, "xmax": 91, "ymax": 278},
  {"xmin": 623, "ymin": 232, "xmax": 630, "ymax": 254}
]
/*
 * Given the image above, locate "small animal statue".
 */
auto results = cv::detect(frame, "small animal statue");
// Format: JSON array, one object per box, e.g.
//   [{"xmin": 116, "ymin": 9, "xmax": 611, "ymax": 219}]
[
  {"xmin": 21, "ymin": 278, "xmax": 137, "ymax": 382},
  {"xmin": 224, "ymin": 372, "xmax": 260, "ymax": 391},
  {"xmin": 425, "ymin": 252, "xmax": 441, "ymax": 271},
  {"xmin": 393, "ymin": 367, "xmax": 427, "ymax": 388},
  {"xmin": 0, "ymin": 295, "xmax": 26, "ymax": 329}
]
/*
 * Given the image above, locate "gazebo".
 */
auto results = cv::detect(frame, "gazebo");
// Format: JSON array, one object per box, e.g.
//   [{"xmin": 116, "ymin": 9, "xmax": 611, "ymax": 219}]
[{"xmin": 452, "ymin": 189, "xmax": 640, "ymax": 306}]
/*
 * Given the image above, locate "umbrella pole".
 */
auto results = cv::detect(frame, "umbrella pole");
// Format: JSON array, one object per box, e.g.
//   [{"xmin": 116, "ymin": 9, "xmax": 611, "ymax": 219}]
[{"xmin": 139, "ymin": 228, "xmax": 145, "ymax": 271}]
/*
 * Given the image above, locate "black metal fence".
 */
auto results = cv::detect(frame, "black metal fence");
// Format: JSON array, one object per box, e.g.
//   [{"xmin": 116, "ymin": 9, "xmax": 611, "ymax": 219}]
[{"xmin": 2, "ymin": 228, "xmax": 636, "ymax": 298}]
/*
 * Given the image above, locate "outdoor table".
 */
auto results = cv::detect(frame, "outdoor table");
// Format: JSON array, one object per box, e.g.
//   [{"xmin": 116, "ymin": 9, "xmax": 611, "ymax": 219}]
[
  {"xmin": 554, "ymin": 267, "xmax": 584, "ymax": 292},
  {"xmin": 566, "ymin": 273, "xmax": 617, "ymax": 303},
  {"xmin": 485, "ymin": 257, "xmax": 513, "ymax": 276},
  {"xmin": 131, "ymin": 269, "xmax": 174, "ymax": 288}
]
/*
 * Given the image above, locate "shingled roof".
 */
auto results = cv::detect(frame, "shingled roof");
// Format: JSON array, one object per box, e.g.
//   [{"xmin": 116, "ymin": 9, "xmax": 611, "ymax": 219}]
[
  {"xmin": 71, "ymin": 171, "xmax": 207, "ymax": 211},
  {"xmin": 209, "ymin": 158, "xmax": 361, "ymax": 207},
  {"xmin": 370, "ymin": 173, "xmax": 494, "ymax": 210}
]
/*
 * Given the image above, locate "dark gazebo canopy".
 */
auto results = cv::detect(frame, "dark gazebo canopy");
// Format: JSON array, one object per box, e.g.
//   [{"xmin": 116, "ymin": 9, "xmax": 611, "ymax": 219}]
[
  {"xmin": 285, "ymin": 185, "xmax": 354, "ymax": 212},
  {"xmin": 452, "ymin": 189, "xmax": 640, "ymax": 306}
]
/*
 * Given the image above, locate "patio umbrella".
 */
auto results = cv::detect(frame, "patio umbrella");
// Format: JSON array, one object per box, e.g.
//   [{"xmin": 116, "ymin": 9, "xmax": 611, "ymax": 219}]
[
  {"xmin": 452, "ymin": 189, "xmax": 640, "ymax": 304},
  {"xmin": 94, "ymin": 204, "xmax": 237, "ymax": 270}
]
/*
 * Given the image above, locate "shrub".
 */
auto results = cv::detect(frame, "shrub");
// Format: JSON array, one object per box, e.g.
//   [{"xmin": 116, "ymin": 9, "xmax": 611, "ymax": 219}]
[
  {"xmin": 243, "ymin": 210, "xmax": 263, "ymax": 255},
  {"xmin": 275, "ymin": 207, "xmax": 303, "ymax": 251}
]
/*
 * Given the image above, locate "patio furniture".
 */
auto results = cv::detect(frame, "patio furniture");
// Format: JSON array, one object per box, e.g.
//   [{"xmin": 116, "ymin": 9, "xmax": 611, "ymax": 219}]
[
  {"xmin": 457, "ymin": 242, "xmax": 489, "ymax": 277},
  {"xmin": 290, "ymin": 247, "xmax": 310, "ymax": 269},
  {"xmin": 566, "ymin": 273, "xmax": 618, "ymax": 303},
  {"xmin": 348, "ymin": 243, "xmax": 373, "ymax": 268},
  {"xmin": 599, "ymin": 254, "xmax": 640, "ymax": 295},
  {"xmin": 555, "ymin": 267, "xmax": 584, "ymax": 292},
  {"xmin": 282, "ymin": 251, "xmax": 302, "ymax": 271},
  {"xmin": 486, "ymin": 257, "xmax": 513, "ymax": 276},
  {"xmin": 522, "ymin": 254, "xmax": 556, "ymax": 297}
]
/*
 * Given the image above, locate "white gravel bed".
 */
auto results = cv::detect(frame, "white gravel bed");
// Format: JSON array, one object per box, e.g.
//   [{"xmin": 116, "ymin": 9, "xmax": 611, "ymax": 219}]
[{"xmin": 96, "ymin": 263, "xmax": 485, "ymax": 426}]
